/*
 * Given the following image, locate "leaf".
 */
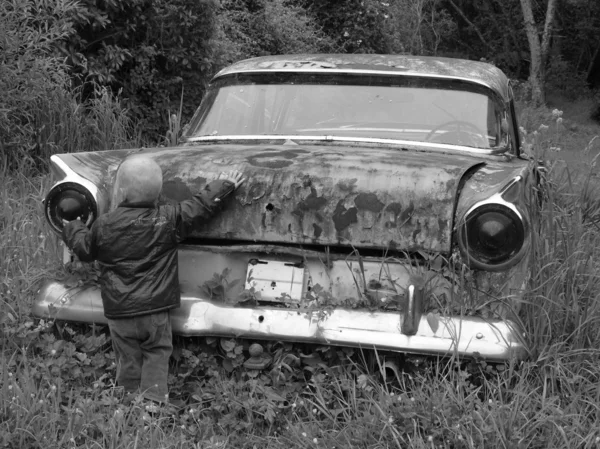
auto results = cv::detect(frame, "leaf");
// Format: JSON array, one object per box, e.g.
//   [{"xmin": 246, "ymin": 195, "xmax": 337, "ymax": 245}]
[
  {"xmin": 258, "ymin": 385, "xmax": 286, "ymax": 402},
  {"xmin": 427, "ymin": 312, "xmax": 440, "ymax": 334},
  {"xmin": 357, "ymin": 373, "xmax": 370, "ymax": 389},
  {"xmin": 264, "ymin": 407, "xmax": 276, "ymax": 424},
  {"xmin": 222, "ymin": 358, "xmax": 234, "ymax": 373},
  {"xmin": 220, "ymin": 339, "xmax": 236, "ymax": 352},
  {"xmin": 205, "ymin": 279, "xmax": 221, "ymax": 289},
  {"xmin": 430, "ymin": 255, "xmax": 443, "ymax": 271},
  {"xmin": 78, "ymin": 333, "xmax": 107, "ymax": 352},
  {"xmin": 227, "ymin": 278, "xmax": 242, "ymax": 290},
  {"xmin": 311, "ymin": 283, "xmax": 324, "ymax": 294},
  {"xmin": 300, "ymin": 353, "xmax": 323, "ymax": 367}
]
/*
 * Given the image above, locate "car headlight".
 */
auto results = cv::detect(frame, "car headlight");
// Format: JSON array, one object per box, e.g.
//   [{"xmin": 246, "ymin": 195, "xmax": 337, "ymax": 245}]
[
  {"xmin": 44, "ymin": 182, "xmax": 97, "ymax": 234},
  {"xmin": 458, "ymin": 202, "xmax": 528, "ymax": 271}
]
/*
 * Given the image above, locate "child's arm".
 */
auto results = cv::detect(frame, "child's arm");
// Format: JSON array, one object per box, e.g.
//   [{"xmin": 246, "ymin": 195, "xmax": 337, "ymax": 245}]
[
  {"xmin": 62, "ymin": 215, "xmax": 97, "ymax": 262},
  {"xmin": 175, "ymin": 170, "xmax": 244, "ymax": 241}
]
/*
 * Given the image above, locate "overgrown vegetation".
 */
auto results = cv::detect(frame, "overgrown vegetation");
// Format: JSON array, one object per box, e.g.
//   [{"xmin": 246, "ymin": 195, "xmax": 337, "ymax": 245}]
[
  {"xmin": 3, "ymin": 0, "xmax": 600, "ymax": 169},
  {"xmin": 0, "ymin": 0, "xmax": 138, "ymax": 173},
  {"xmin": 2, "ymin": 103, "xmax": 600, "ymax": 447},
  {"xmin": 2, "ymin": 0, "xmax": 600, "ymax": 447}
]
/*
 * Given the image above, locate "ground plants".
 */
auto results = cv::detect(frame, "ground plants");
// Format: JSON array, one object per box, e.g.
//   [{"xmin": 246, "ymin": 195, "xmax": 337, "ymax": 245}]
[{"xmin": 2, "ymin": 102, "xmax": 600, "ymax": 448}]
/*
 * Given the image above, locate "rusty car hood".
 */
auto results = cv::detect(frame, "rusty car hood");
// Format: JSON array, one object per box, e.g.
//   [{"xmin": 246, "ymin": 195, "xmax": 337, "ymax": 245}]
[{"xmin": 54, "ymin": 143, "xmax": 486, "ymax": 253}]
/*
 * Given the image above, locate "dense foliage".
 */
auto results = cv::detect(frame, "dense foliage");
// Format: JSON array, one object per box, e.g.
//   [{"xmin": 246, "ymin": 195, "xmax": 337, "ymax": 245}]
[
  {"xmin": 1, "ymin": 0, "xmax": 599, "ymax": 166},
  {"xmin": 2, "ymin": 1, "xmax": 600, "ymax": 447},
  {"xmin": 0, "ymin": 0, "xmax": 136, "ymax": 172},
  {"xmin": 2, "ymin": 114, "xmax": 600, "ymax": 446},
  {"xmin": 59, "ymin": 0, "xmax": 221, "ymax": 140}
]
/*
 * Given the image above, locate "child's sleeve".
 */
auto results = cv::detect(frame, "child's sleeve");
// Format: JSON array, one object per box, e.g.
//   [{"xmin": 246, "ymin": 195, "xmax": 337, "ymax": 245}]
[
  {"xmin": 174, "ymin": 179, "xmax": 235, "ymax": 242},
  {"xmin": 62, "ymin": 221, "xmax": 98, "ymax": 262}
]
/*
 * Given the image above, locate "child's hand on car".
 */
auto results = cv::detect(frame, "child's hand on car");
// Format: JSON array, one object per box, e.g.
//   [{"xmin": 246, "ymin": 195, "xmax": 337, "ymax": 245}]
[{"xmin": 218, "ymin": 170, "xmax": 245, "ymax": 189}]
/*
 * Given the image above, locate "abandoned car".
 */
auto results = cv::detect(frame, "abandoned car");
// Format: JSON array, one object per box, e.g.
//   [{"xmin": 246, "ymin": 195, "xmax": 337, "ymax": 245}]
[{"xmin": 34, "ymin": 54, "xmax": 537, "ymax": 361}]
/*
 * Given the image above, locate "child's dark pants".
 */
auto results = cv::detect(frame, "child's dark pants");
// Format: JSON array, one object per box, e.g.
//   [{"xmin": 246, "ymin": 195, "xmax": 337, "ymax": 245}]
[{"xmin": 107, "ymin": 311, "xmax": 172, "ymax": 403}]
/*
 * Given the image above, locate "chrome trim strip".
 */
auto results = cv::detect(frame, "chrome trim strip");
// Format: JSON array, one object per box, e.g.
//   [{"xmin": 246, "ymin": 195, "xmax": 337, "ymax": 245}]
[
  {"xmin": 50, "ymin": 155, "xmax": 100, "ymax": 201},
  {"xmin": 33, "ymin": 281, "xmax": 528, "ymax": 361},
  {"xmin": 464, "ymin": 176, "xmax": 525, "ymax": 220},
  {"xmin": 213, "ymin": 68, "xmax": 497, "ymax": 93},
  {"xmin": 185, "ymin": 135, "xmax": 506, "ymax": 156}
]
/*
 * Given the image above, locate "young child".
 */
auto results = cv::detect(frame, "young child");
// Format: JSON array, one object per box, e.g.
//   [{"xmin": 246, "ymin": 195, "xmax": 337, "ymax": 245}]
[{"xmin": 62, "ymin": 156, "xmax": 244, "ymax": 405}]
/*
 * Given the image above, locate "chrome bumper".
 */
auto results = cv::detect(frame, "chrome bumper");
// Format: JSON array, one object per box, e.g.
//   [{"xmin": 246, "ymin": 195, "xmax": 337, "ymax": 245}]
[{"xmin": 33, "ymin": 281, "xmax": 528, "ymax": 361}]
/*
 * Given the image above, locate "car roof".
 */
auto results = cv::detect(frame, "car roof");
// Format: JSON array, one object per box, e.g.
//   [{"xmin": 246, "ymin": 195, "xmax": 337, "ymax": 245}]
[{"xmin": 213, "ymin": 54, "xmax": 511, "ymax": 101}]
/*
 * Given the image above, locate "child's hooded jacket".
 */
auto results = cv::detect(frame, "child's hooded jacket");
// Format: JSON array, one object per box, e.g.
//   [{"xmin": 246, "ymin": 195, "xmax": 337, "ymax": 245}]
[{"xmin": 62, "ymin": 179, "xmax": 234, "ymax": 319}]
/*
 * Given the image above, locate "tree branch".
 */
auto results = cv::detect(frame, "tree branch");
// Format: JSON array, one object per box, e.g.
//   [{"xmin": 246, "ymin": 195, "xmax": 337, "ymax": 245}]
[
  {"xmin": 519, "ymin": 0, "xmax": 540, "ymax": 55},
  {"xmin": 447, "ymin": 0, "xmax": 491, "ymax": 50},
  {"xmin": 540, "ymin": 0, "xmax": 557, "ymax": 67}
]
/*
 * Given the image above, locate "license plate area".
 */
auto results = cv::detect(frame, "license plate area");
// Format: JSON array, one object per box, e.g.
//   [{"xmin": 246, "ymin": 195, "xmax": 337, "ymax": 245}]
[{"xmin": 245, "ymin": 259, "xmax": 306, "ymax": 302}]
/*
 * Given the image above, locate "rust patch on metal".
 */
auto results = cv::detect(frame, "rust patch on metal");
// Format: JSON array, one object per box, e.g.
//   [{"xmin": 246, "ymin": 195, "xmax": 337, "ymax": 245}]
[
  {"xmin": 438, "ymin": 218, "xmax": 449, "ymax": 236},
  {"xmin": 337, "ymin": 178, "xmax": 358, "ymax": 192},
  {"xmin": 246, "ymin": 182, "xmax": 267, "ymax": 202},
  {"xmin": 384, "ymin": 202, "xmax": 403, "ymax": 228},
  {"xmin": 293, "ymin": 187, "xmax": 327, "ymax": 215},
  {"xmin": 400, "ymin": 201, "xmax": 415, "ymax": 223},
  {"xmin": 354, "ymin": 193, "xmax": 385, "ymax": 213},
  {"xmin": 312, "ymin": 223, "xmax": 323, "ymax": 239},
  {"xmin": 333, "ymin": 200, "xmax": 358, "ymax": 232},
  {"xmin": 57, "ymin": 143, "xmax": 486, "ymax": 253},
  {"xmin": 412, "ymin": 221, "xmax": 422, "ymax": 242},
  {"xmin": 247, "ymin": 149, "xmax": 308, "ymax": 168}
]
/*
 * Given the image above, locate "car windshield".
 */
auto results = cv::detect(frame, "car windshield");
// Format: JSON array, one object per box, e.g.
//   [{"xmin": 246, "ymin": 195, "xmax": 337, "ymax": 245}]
[{"xmin": 185, "ymin": 73, "xmax": 507, "ymax": 150}]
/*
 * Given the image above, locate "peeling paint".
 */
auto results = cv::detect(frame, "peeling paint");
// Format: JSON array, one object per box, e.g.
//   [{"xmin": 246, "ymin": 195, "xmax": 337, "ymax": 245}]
[
  {"xmin": 294, "ymin": 187, "xmax": 327, "ymax": 214},
  {"xmin": 55, "ymin": 143, "xmax": 484, "ymax": 253},
  {"xmin": 247, "ymin": 149, "xmax": 309, "ymax": 168},
  {"xmin": 437, "ymin": 218, "xmax": 449, "ymax": 238},
  {"xmin": 246, "ymin": 182, "xmax": 267, "ymax": 202},
  {"xmin": 354, "ymin": 193, "xmax": 384, "ymax": 213},
  {"xmin": 312, "ymin": 223, "xmax": 323, "ymax": 239},
  {"xmin": 399, "ymin": 201, "xmax": 415, "ymax": 223},
  {"xmin": 337, "ymin": 178, "xmax": 358, "ymax": 192},
  {"xmin": 333, "ymin": 200, "xmax": 358, "ymax": 232},
  {"xmin": 384, "ymin": 202, "xmax": 403, "ymax": 228}
]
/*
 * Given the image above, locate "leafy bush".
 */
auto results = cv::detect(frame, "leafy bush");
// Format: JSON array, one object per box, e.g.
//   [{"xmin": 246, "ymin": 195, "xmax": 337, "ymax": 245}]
[
  {"xmin": 300, "ymin": 0, "xmax": 394, "ymax": 53},
  {"xmin": 61, "ymin": 0, "xmax": 222, "ymax": 141},
  {"xmin": 546, "ymin": 56, "xmax": 590, "ymax": 100},
  {"xmin": 215, "ymin": 0, "xmax": 338, "ymax": 66},
  {"xmin": 0, "ymin": 0, "xmax": 138, "ymax": 173},
  {"xmin": 383, "ymin": 0, "xmax": 457, "ymax": 55},
  {"xmin": 3, "ymin": 128, "xmax": 600, "ymax": 445},
  {"xmin": 0, "ymin": 0, "xmax": 75, "ymax": 171}
]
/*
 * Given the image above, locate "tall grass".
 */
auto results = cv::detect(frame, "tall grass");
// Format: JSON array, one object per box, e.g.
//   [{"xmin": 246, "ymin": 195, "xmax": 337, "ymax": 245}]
[
  {"xmin": 2, "ymin": 105, "xmax": 600, "ymax": 447},
  {"xmin": 32, "ymin": 85, "xmax": 137, "ymax": 157},
  {"xmin": 0, "ymin": 166, "xmax": 59, "ymax": 319},
  {"xmin": 1, "ymin": 84, "xmax": 138, "ymax": 174},
  {"xmin": 525, "ymin": 157, "xmax": 600, "ymax": 354}
]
